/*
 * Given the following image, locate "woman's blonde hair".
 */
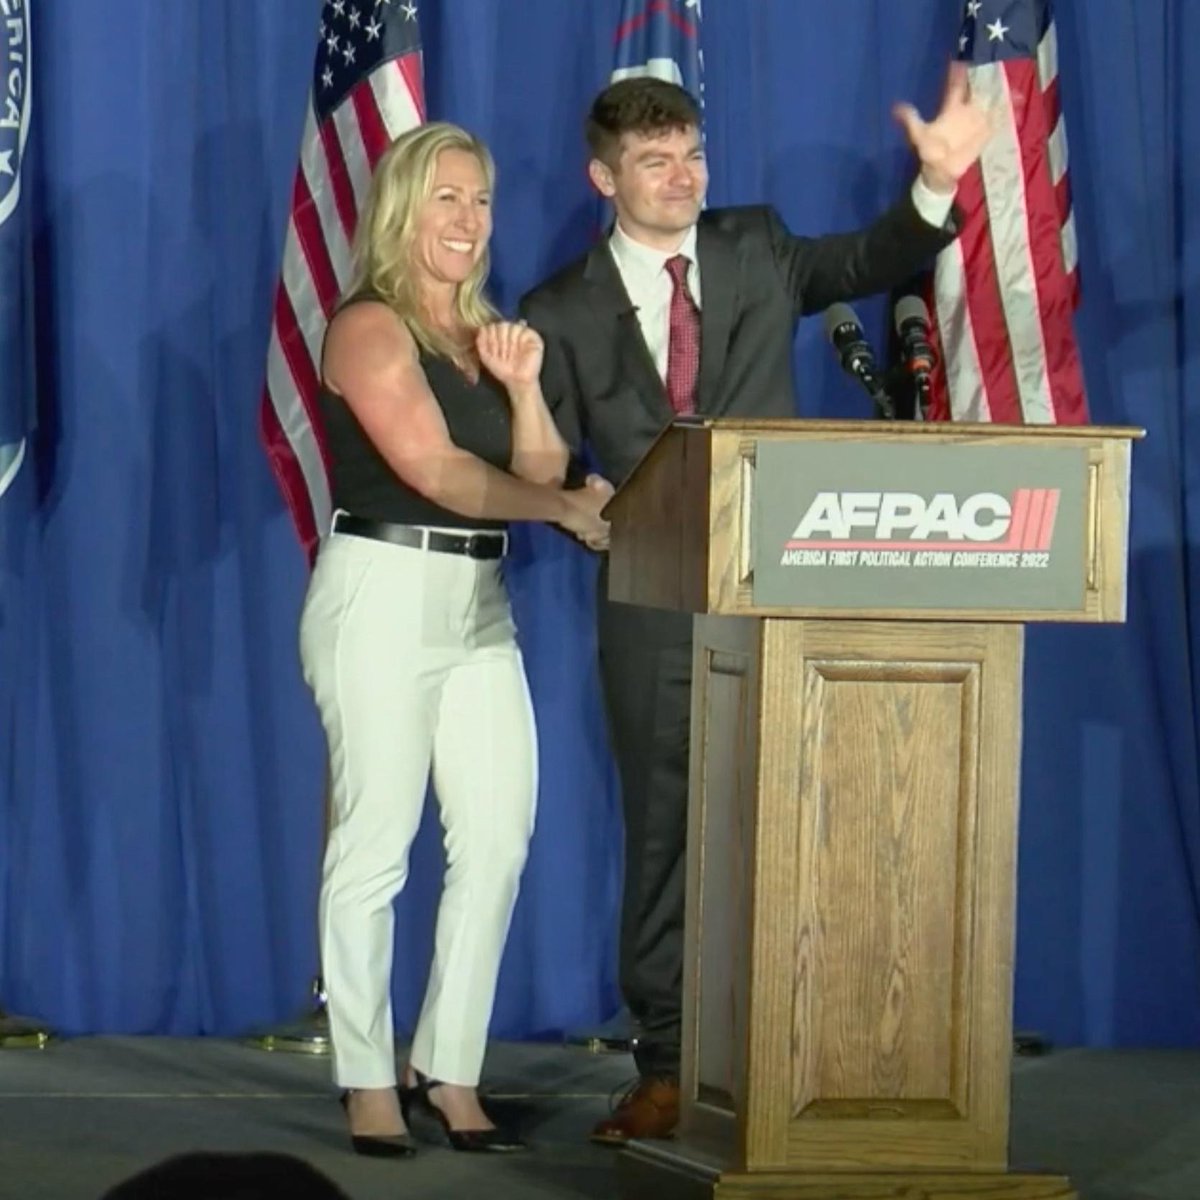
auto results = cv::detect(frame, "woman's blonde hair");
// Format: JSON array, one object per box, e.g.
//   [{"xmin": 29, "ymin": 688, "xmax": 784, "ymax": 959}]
[{"xmin": 347, "ymin": 122, "xmax": 499, "ymax": 361}]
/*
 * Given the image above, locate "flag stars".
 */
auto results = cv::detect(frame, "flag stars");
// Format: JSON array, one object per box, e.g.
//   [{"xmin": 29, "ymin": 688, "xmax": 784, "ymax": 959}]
[
  {"xmin": 966, "ymin": 0, "xmax": 982, "ymax": 16},
  {"xmin": 986, "ymin": 16, "xmax": 1008, "ymax": 41},
  {"xmin": 0, "ymin": 149, "xmax": 13, "ymax": 177},
  {"xmin": 313, "ymin": 0, "xmax": 421, "ymax": 119}
]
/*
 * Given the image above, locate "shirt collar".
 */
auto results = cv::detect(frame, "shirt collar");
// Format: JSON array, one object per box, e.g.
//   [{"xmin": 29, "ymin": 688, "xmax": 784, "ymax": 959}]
[{"xmin": 609, "ymin": 222, "xmax": 699, "ymax": 283}]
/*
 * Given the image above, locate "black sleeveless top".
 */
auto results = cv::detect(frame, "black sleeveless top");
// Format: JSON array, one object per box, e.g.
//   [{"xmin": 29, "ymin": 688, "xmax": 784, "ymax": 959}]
[{"xmin": 316, "ymin": 302, "xmax": 513, "ymax": 532}]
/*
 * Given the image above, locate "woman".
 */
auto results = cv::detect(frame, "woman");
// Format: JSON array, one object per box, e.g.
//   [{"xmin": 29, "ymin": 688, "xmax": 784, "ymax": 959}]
[{"xmin": 299, "ymin": 122, "xmax": 610, "ymax": 1158}]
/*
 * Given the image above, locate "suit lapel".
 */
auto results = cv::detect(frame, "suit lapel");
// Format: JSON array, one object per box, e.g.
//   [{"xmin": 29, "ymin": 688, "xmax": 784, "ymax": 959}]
[
  {"xmin": 581, "ymin": 242, "xmax": 670, "ymax": 421},
  {"xmin": 696, "ymin": 219, "xmax": 737, "ymax": 414},
  {"xmin": 579, "ymin": 224, "xmax": 738, "ymax": 419}
]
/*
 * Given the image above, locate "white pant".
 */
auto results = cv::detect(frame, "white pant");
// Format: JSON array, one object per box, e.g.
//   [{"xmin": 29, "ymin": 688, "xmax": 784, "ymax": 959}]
[{"xmin": 299, "ymin": 529, "xmax": 537, "ymax": 1088}]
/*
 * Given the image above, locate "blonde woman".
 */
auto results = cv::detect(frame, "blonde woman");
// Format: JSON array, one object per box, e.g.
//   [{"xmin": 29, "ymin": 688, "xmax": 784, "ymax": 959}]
[{"xmin": 300, "ymin": 122, "xmax": 610, "ymax": 1158}]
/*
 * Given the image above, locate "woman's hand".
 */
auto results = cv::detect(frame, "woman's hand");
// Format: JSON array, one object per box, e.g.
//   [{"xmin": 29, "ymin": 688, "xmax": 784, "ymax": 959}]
[
  {"xmin": 559, "ymin": 474, "xmax": 613, "ymax": 548},
  {"xmin": 477, "ymin": 320, "xmax": 544, "ymax": 392},
  {"xmin": 560, "ymin": 474, "xmax": 614, "ymax": 551}
]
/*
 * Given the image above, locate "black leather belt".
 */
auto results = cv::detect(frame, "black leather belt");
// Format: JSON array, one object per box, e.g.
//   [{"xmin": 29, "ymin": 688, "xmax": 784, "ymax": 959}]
[{"xmin": 331, "ymin": 512, "xmax": 507, "ymax": 559}]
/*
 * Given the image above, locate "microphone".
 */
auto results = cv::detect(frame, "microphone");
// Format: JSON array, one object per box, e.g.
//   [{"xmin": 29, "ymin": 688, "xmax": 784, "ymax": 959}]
[
  {"xmin": 823, "ymin": 303, "xmax": 894, "ymax": 418},
  {"xmin": 893, "ymin": 295, "xmax": 936, "ymax": 418}
]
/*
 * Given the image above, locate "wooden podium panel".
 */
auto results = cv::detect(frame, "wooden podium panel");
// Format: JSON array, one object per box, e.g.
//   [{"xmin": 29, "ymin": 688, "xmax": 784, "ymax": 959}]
[
  {"xmin": 604, "ymin": 419, "xmax": 1139, "ymax": 1200},
  {"xmin": 619, "ymin": 617, "xmax": 1078, "ymax": 1198}
]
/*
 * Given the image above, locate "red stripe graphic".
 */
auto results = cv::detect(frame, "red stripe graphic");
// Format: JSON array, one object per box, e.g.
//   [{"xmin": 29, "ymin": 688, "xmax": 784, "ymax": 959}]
[
  {"xmin": 1007, "ymin": 487, "xmax": 1032, "ymax": 550},
  {"xmin": 1036, "ymin": 489, "xmax": 1060, "ymax": 550},
  {"xmin": 1021, "ymin": 489, "xmax": 1046, "ymax": 550}
]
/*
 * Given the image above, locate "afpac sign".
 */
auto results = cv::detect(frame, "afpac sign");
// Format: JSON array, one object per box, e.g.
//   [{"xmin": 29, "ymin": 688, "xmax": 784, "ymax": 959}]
[
  {"xmin": 786, "ymin": 489, "xmax": 1060, "ymax": 552},
  {"xmin": 751, "ymin": 440, "xmax": 1088, "ymax": 612}
]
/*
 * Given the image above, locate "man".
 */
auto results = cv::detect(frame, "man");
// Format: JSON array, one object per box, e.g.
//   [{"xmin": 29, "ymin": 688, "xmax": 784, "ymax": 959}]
[{"xmin": 520, "ymin": 72, "xmax": 990, "ymax": 1145}]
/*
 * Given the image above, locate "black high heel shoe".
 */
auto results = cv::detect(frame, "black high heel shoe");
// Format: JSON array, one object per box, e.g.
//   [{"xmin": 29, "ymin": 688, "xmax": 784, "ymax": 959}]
[
  {"xmin": 397, "ymin": 1069, "xmax": 527, "ymax": 1153},
  {"xmin": 339, "ymin": 1090, "xmax": 418, "ymax": 1158}
]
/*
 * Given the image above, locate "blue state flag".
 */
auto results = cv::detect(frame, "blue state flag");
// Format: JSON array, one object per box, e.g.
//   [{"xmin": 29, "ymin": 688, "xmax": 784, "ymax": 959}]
[
  {"xmin": 1, "ymin": 0, "xmax": 34, "ymax": 500},
  {"xmin": 611, "ymin": 0, "xmax": 703, "ymax": 107}
]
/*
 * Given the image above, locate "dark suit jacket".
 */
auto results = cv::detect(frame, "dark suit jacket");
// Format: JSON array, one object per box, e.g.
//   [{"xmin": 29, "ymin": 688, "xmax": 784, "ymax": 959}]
[{"xmin": 519, "ymin": 193, "xmax": 957, "ymax": 487}]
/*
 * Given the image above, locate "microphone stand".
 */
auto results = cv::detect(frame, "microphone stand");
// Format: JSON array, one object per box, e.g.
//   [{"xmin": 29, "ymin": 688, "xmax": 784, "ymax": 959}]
[
  {"xmin": 845, "ymin": 360, "xmax": 895, "ymax": 420},
  {"xmin": 881, "ymin": 365, "xmax": 921, "ymax": 421},
  {"xmin": 913, "ymin": 373, "xmax": 933, "ymax": 421},
  {"xmin": 866, "ymin": 368, "xmax": 898, "ymax": 420}
]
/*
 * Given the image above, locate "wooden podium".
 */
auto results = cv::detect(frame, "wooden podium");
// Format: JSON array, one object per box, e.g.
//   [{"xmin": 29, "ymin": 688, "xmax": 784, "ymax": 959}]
[{"xmin": 603, "ymin": 418, "xmax": 1140, "ymax": 1200}]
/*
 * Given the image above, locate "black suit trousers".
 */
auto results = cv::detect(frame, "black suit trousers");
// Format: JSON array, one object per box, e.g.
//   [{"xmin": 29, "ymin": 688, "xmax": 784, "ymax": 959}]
[{"xmin": 596, "ymin": 565, "xmax": 692, "ymax": 1079}]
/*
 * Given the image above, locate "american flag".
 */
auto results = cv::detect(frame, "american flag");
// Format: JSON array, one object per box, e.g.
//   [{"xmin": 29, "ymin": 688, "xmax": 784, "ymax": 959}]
[
  {"xmin": 927, "ymin": 0, "xmax": 1087, "ymax": 424},
  {"xmin": 261, "ymin": 0, "xmax": 425, "ymax": 559},
  {"xmin": 611, "ymin": 0, "xmax": 703, "ymax": 102},
  {"xmin": 0, "ymin": 0, "xmax": 33, "ymax": 500}
]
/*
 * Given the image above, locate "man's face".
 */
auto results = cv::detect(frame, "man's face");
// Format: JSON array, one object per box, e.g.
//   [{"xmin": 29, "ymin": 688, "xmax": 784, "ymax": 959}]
[{"xmin": 590, "ymin": 125, "xmax": 707, "ymax": 249}]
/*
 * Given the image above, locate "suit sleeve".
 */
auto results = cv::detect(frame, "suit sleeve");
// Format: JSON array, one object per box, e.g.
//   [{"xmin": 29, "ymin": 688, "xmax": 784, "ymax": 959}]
[
  {"xmin": 518, "ymin": 290, "xmax": 589, "ymax": 488},
  {"xmin": 761, "ymin": 190, "xmax": 959, "ymax": 319}
]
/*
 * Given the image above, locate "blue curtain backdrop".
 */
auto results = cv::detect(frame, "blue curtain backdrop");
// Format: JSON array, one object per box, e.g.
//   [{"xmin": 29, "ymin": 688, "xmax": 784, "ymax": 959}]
[{"xmin": 1, "ymin": 0, "xmax": 1197, "ymax": 1048}]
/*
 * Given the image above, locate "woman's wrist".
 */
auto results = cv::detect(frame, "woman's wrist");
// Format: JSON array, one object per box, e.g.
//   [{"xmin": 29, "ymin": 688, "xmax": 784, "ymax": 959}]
[
  {"xmin": 506, "ymin": 381, "xmax": 542, "ymax": 406},
  {"xmin": 553, "ymin": 487, "xmax": 574, "ymax": 523}
]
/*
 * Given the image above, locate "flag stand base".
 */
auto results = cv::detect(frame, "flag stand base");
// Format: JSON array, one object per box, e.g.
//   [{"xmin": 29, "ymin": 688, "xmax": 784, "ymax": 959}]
[
  {"xmin": 0, "ymin": 1008, "xmax": 53, "ymax": 1050},
  {"xmin": 564, "ymin": 1008, "xmax": 637, "ymax": 1055},
  {"xmin": 244, "ymin": 976, "xmax": 330, "ymax": 1055}
]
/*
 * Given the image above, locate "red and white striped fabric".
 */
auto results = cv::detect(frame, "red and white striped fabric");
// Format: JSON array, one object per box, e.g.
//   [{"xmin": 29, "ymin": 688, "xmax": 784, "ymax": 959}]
[
  {"xmin": 261, "ymin": 1, "xmax": 424, "ymax": 559},
  {"xmin": 928, "ymin": 0, "xmax": 1087, "ymax": 424}
]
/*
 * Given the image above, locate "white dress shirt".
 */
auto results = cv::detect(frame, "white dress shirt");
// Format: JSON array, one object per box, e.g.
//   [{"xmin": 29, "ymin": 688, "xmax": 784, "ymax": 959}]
[
  {"xmin": 609, "ymin": 222, "xmax": 702, "ymax": 383},
  {"xmin": 608, "ymin": 179, "xmax": 954, "ymax": 383}
]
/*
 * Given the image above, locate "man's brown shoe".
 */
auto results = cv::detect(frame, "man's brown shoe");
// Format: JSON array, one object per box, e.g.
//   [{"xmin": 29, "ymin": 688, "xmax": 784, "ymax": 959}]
[{"xmin": 590, "ymin": 1077, "xmax": 679, "ymax": 1145}]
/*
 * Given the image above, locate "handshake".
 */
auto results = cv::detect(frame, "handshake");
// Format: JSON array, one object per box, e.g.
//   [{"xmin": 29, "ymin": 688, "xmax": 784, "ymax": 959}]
[{"xmin": 559, "ymin": 472, "xmax": 614, "ymax": 552}]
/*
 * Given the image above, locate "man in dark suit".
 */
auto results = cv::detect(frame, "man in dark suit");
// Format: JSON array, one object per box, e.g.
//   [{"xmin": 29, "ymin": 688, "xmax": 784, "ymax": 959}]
[{"xmin": 520, "ymin": 73, "xmax": 991, "ymax": 1145}]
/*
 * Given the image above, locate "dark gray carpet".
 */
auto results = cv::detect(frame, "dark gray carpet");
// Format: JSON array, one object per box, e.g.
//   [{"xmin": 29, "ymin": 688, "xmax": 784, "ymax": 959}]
[{"xmin": 1, "ymin": 1039, "xmax": 1197, "ymax": 1199}]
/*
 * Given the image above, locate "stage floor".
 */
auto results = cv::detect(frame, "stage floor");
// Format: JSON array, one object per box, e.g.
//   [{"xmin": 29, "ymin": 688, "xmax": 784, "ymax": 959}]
[{"xmin": 1, "ymin": 1037, "xmax": 1198, "ymax": 1199}]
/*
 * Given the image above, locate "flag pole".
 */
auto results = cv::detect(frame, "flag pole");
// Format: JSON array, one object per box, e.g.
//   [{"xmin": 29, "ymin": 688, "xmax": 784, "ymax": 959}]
[{"xmin": 245, "ymin": 772, "xmax": 332, "ymax": 1055}]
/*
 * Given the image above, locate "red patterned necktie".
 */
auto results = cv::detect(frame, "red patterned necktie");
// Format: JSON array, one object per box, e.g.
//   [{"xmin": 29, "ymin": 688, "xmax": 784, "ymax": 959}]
[{"xmin": 664, "ymin": 254, "xmax": 700, "ymax": 416}]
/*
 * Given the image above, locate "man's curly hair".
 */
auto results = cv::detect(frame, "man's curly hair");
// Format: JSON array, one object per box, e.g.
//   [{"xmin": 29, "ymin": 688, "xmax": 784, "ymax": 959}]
[{"xmin": 586, "ymin": 77, "xmax": 701, "ymax": 168}]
